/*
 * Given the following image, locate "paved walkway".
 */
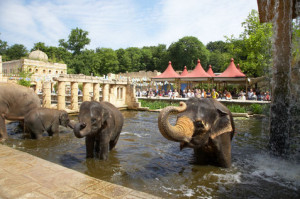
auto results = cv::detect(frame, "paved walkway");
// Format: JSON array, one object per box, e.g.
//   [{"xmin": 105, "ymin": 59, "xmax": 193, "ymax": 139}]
[{"xmin": 0, "ymin": 144, "xmax": 160, "ymax": 199}]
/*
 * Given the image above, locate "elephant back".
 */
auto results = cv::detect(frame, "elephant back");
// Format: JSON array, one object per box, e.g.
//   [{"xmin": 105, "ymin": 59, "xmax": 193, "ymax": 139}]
[{"xmin": 0, "ymin": 83, "xmax": 41, "ymax": 116}]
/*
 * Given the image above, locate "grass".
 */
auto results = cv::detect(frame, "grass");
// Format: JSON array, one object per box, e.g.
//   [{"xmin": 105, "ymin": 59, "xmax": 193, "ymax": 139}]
[{"xmin": 139, "ymin": 99, "xmax": 179, "ymax": 110}]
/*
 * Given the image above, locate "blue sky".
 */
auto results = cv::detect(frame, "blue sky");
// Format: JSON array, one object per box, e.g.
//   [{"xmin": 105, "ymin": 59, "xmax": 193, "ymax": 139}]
[{"xmin": 0, "ymin": 0, "xmax": 258, "ymax": 51}]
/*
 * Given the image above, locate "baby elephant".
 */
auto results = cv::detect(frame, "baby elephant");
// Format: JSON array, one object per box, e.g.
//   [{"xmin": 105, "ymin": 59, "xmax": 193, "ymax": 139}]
[{"xmin": 25, "ymin": 108, "xmax": 71, "ymax": 139}]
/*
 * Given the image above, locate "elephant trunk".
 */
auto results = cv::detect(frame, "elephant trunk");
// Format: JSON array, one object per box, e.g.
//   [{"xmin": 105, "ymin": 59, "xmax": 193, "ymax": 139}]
[
  {"xmin": 74, "ymin": 122, "xmax": 90, "ymax": 138},
  {"xmin": 158, "ymin": 102, "xmax": 194, "ymax": 143}
]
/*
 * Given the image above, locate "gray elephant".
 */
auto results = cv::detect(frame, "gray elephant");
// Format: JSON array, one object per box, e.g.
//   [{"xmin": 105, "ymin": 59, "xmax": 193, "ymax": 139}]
[
  {"xmin": 73, "ymin": 101, "xmax": 124, "ymax": 160},
  {"xmin": 158, "ymin": 97, "xmax": 235, "ymax": 168},
  {"xmin": 24, "ymin": 108, "xmax": 72, "ymax": 139},
  {"xmin": 0, "ymin": 83, "xmax": 41, "ymax": 141}
]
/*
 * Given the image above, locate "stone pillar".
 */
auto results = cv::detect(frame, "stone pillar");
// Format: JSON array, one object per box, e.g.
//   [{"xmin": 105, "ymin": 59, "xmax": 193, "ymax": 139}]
[
  {"xmin": 42, "ymin": 82, "xmax": 51, "ymax": 108},
  {"xmin": 35, "ymin": 81, "xmax": 42, "ymax": 94},
  {"xmin": 57, "ymin": 81, "xmax": 66, "ymax": 110},
  {"xmin": 102, "ymin": 83, "xmax": 110, "ymax": 102},
  {"xmin": 71, "ymin": 82, "xmax": 79, "ymax": 111},
  {"xmin": 93, "ymin": 83, "xmax": 100, "ymax": 101},
  {"xmin": 83, "ymin": 83, "xmax": 91, "ymax": 102}
]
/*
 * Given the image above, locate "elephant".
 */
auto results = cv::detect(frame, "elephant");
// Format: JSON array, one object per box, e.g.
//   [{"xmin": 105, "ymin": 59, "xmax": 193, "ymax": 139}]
[
  {"xmin": 24, "ymin": 108, "xmax": 72, "ymax": 139},
  {"xmin": 73, "ymin": 101, "xmax": 124, "ymax": 160},
  {"xmin": 0, "ymin": 83, "xmax": 41, "ymax": 141},
  {"xmin": 158, "ymin": 97, "xmax": 235, "ymax": 168}
]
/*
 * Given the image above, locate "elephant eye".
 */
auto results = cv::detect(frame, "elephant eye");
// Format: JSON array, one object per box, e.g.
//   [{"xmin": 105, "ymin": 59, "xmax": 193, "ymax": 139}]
[{"xmin": 91, "ymin": 118, "xmax": 97, "ymax": 123}]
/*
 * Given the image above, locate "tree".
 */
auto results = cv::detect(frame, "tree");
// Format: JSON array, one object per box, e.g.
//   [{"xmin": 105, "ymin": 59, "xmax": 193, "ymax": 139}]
[
  {"xmin": 116, "ymin": 48, "xmax": 131, "ymax": 73},
  {"xmin": 206, "ymin": 41, "xmax": 228, "ymax": 53},
  {"xmin": 0, "ymin": 34, "xmax": 8, "ymax": 56},
  {"xmin": 226, "ymin": 10, "xmax": 273, "ymax": 77},
  {"xmin": 125, "ymin": 47, "xmax": 143, "ymax": 72},
  {"xmin": 5, "ymin": 44, "xmax": 28, "ymax": 61},
  {"xmin": 167, "ymin": 36, "xmax": 209, "ymax": 71},
  {"xmin": 59, "ymin": 28, "xmax": 90, "ymax": 55},
  {"xmin": 96, "ymin": 48, "xmax": 119, "ymax": 75}
]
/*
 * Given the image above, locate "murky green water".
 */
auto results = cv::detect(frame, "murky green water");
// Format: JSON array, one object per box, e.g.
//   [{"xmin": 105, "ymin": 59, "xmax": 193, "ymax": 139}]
[{"xmin": 4, "ymin": 111, "xmax": 300, "ymax": 198}]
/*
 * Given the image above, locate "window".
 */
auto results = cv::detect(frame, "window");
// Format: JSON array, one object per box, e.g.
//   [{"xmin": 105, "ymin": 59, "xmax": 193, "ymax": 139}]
[
  {"xmin": 35, "ymin": 69, "xmax": 38, "ymax": 73},
  {"xmin": 29, "ymin": 68, "xmax": 32, "ymax": 73},
  {"xmin": 49, "ymin": 70, "xmax": 51, "ymax": 74},
  {"xmin": 117, "ymin": 87, "xmax": 123, "ymax": 99},
  {"xmin": 43, "ymin": 70, "xmax": 46, "ymax": 74}
]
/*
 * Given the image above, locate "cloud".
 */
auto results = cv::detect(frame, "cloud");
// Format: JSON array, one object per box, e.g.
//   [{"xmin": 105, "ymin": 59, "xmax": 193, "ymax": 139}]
[{"xmin": 0, "ymin": 0, "xmax": 258, "ymax": 51}]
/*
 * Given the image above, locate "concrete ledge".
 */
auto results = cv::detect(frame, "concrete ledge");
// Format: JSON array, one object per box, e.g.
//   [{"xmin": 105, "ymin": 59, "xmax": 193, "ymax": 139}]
[{"xmin": 0, "ymin": 144, "xmax": 160, "ymax": 199}]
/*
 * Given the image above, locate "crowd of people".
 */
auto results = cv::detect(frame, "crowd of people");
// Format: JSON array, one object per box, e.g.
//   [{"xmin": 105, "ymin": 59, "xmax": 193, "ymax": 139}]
[{"xmin": 136, "ymin": 88, "xmax": 271, "ymax": 101}]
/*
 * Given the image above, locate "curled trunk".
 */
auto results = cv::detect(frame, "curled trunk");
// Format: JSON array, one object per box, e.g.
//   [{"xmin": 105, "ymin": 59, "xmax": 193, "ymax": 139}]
[
  {"xmin": 74, "ymin": 122, "xmax": 90, "ymax": 138},
  {"xmin": 158, "ymin": 102, "xmax": 194, "ymax": 143}
]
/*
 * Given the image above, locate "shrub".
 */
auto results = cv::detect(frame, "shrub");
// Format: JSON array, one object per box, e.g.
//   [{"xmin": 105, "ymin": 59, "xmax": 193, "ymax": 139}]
[{"xmin": 227, "ymin": 105, "xmax": 247, "ymax": 113}]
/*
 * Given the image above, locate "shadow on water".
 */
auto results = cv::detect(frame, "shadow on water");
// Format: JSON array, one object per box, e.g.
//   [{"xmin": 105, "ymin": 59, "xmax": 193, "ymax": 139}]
[{"xmin": 4, "ymin": 111, "xmax": 300, "ymax": 198}]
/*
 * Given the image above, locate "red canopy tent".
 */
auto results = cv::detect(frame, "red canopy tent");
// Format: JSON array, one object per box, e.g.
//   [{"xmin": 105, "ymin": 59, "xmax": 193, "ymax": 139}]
[
  {"xmin": 206, "ymin": 65, "xmax": 216, "ymax": 77},
  {"xmin": 152, "ymin": 61, "xmax": 180, "ymax": 82},
  {"xmin": 180, "ymin": 66, "xmax": 189, "ymax": 76},
  {"xmin": 213, "ymin": 58, "xmax": 248, "ymax": 91},
  {"xmin": 181, "ymin": 59, "xmax": 211, "ymax": 81}
]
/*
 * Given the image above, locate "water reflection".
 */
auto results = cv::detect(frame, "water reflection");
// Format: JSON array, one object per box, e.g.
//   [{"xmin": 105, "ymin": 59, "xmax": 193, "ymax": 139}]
[{"xmin": 4, "ymin": 111, "xmax": 300, "ymax": 198}]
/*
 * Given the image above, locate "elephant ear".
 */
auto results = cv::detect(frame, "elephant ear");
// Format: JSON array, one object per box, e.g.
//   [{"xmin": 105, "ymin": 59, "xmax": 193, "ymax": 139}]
[
  {"xmin": 210, "ymin": 99, "xmax": 234, "ymax": 139},
  {"xmin": 59, "ymin": 111, "xmax": 68, "ymax": 124},
  {"xmin": 101, "ymin": 109, "xmax": 110, "ymax": 126}
]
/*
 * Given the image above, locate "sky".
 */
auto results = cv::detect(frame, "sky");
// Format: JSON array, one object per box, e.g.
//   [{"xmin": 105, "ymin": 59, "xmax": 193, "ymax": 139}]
[{"xmin": 0, "ymin": 0, "xmax": 258, "ymax": 51}]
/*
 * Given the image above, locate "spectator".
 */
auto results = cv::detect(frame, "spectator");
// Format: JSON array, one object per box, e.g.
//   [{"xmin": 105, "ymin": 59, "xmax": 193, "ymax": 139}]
[
  {"xmin": 264, "ymin": 91, "xmax": 271, "ymax": 101},
  {"xmin": 168, "ymin": 90, "xmax": 173, "ymax": 98},
  {"xmin": 238, "ymin": 93, "xmax": 246, "ymax": 101},
  {"xmin": 226, "ymin": 91, "xmax": 232, "ymax": 100},
  {"xmin": 206, "ymin": 89, "xmax": 211, "ymax": 98},
  {"xmin": 211, "ymin": 89, "xmax": 219, "ymax": 99},
  {"xmin": 252, "ymin": 92, "xmax": 258, "ymax": 100},
  {"xmin": 172, "ymin": 89, "xmax": 179, "ymax": 99},
  {"xmin": 247, "ymin": 89, "xmax": 254, "ymax": 100},
  {"xmin": 201, "ymin": 89, "xmax": 207, "ymax": 98},
  {"xmin": 182, "ymin": 90, "xmax": 187, "ymax": 98}
]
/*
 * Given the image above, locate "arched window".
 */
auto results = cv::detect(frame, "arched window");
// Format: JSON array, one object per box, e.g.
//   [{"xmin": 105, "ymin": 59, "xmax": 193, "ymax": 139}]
[
  {"xmin": 61, "ymin": 71, "xmax": 63, "ymax": 74},
  {"xmin": 49, "ymin": 70, "xmax": 51, "ymax": 74},
  {"xmin": 56, "ymin": 71, "xmax": 58, "ymax": 74},
  {"xmin": 43, "ymin": 70, "xmax": 46, "ymax": 74},
  {"xmin": 35, "ymin": 69, "xmax": 39, "ymax": 73},
  {"xmin": 117, "ymin": 87, "xmax": 123, "ymax": 99},
  {"xmin": 28, "ymin": 68, "xmax": 32, "ymax": 73}
]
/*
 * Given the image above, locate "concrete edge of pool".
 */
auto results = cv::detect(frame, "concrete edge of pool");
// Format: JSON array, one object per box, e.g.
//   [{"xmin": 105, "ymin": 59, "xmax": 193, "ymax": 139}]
[{"xmin": 0, "ymin": 144, "xmax": 161, "ymax": 199}]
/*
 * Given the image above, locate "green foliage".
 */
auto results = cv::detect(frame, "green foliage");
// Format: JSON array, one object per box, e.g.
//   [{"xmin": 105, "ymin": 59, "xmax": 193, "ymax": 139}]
[
  {"xmin": 59, "ymin": 27, "xmax": 91, "ymax": 55},
  {"xmin": 4, "ymin": 44, "xmax": 28, "ymax": 61},
  {"xmin": 139, "ymin": 99, "xmax": 179, "ymax": 110},
  {"xmin": 227, "ymin": 105, "xmax": 247, "ymax": 113},
  {"xmin": 226, "ymin": 10, "xmax": 273, "ymax": 77},
  {"xmin": 168, "ymin": 36, "xmax": 210, "ymax": 70},
  {"xmin": 17, "ymin": 70, "xmax": 32, "ymax": 87}
]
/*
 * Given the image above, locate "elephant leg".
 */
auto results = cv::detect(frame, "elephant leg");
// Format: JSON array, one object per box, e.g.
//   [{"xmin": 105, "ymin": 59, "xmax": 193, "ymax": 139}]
[
  {"xmin": 95, "ymin": 140, "xmax": 100, "ymax": 154},
  {"xmin": 99, "ymin": 143, "xmax": 109, "ymax": 160},
  {"xmin": 50, "ymin": 122, "xmax": 59, "ymax": 136},
  {"xmin": 109, "ymin": 133, "xmax": 120, "ymax": 151},
  {"xmin": 85, "ymin": 136, "xmax": 95, "ymax": 158},
  {"xmin": 0, "ymin": 115, "xmax": 8, "ymax": 141},
  {"xmin": 99, "ymin": 129, "xmax": 110, "ymax": 160}
]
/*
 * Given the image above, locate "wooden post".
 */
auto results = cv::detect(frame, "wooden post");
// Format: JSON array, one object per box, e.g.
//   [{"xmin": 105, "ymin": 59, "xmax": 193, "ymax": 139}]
[
  {"xmin": 71, "ymin": 82, "xmax": 78, "ymax": 111},
  {"xmin": 57, "ymin": 81, "xmax": 66, "ymax": 110}
]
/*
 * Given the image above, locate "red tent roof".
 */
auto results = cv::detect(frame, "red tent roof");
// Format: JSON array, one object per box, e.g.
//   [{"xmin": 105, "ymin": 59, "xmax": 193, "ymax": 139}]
[
  {"xmin": 206, "ymin": 65, "xmax": 216, "ymax": 77},
  {"xmin": 180, "ymin": 66, "xmax": 189, "ymax": 76},
  {"xmin": 184, "ymin": 59, "xmax": 211, "ymax": 78},
  {"xmin": 152, "ymin": 61, "xmax": 180, "ymax": 79},
  {"xmin": 217, "ymin": 58, "xmax": 246, "ymax": 77}
]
